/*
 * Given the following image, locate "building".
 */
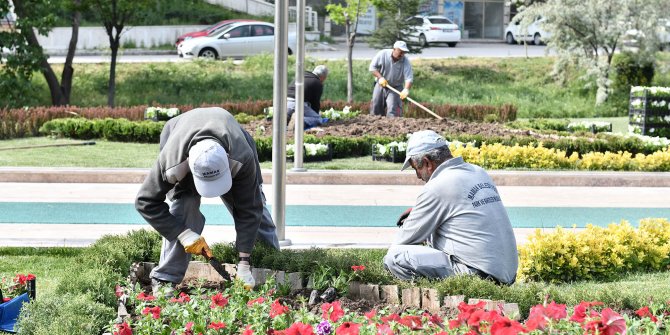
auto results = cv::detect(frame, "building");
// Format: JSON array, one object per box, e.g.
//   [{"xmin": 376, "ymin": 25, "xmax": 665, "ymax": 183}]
[{"xmin": 423, "ymin": 0, "xmax": 511, "ymax": 41}]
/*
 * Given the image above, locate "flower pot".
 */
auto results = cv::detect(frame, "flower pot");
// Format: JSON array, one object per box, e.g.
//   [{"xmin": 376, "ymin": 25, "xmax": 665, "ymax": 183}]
[
  {"xmin": 0, "ymin": 293, "xmax": 30, "ymax": 333},
  {"xmin": 629, "ymin": 87, "xmax": 670, "ymax": 136}
]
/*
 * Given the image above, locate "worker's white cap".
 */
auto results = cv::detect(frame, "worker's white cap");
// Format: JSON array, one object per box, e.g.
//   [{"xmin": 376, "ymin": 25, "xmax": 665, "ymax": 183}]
[
  {"xmin": 401, "ymin": 130, "xmax": 448, "ymax": 171},
  {"xmin": 393, "ymin": 40, "xmax": 410, "ymax": 52},
  {"xmin": 188, "ymin": 139, "xmax": 232, "ymax": 198}
]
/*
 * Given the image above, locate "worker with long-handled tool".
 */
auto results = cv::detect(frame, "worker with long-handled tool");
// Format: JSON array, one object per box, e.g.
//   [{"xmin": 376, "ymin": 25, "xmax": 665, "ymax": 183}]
[
  {"xmin": 369, "ymin": 40, "xmax": 414, "ymax": 117},
  {"xmin": 136, "ymin": 107, "xmax": 280, "ymax": 296}
]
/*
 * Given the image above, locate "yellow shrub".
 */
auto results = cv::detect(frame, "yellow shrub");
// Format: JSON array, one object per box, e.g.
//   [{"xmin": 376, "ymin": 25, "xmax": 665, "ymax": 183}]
[{"xmin": 518, "ymin": 219, "xmax": 670, "ymax": 283}]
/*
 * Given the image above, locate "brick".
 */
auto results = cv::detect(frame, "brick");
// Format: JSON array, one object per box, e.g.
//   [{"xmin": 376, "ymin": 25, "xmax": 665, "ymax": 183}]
[
  {"xmin": 503, "ymin": 303, "xmax": 521, "ymax": 320},
  {"xmin": 117, "ymin": 302, "xmax": 129, "ymax": 319},
  {"xmin": 421, "ymin": 288, "xmax": 440, "ymax": 312},
  {"xmin": 380, "ymin": 285, "xmax": 399, "ymax": 304},
  {"xmin": 306, "ymin": 276, "xmax": 314, "ymax": 289},
  {"xmin": 252, "ymin": 268, "xmax": 273, "ymax": 285},
  {"xmin": 287, "ymin": 272, "xmax": 303, "ymax": 291},
  {"xmin": 359, "ymin": 284, "xmax": 380, "ymax": 302},
  {"xmin": 491, "ymin": 300, "xmax": 505, "ymax": 314},
  {"xmin": 182, "ymin": 261, "xmax": 226, "ymax": 283},
  {"xmin": 275, "ymin": 271, "xmax": 286, "ymax": 285},
  {"xmin": 401, "ymin": 288, "xmax": 421, "ymax": 307},
  {"xmin": 347, "ymin": 281, "xmax": 361, "ymax": 299},
  {"xmin": 443, "ymin": 295, "xmax": 465, "ymax": 309}
]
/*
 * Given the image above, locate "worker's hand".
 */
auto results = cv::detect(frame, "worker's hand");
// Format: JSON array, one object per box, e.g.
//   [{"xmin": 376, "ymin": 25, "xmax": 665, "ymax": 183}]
[
  {"xmin": 396, "ymin": 207, "xmax": 412, "ymax": 227},
  {"xmin": 400, "ymin": 88, "xmax": 410, "ymax": 100},
  {"xmin": 236, "ymin": 263, "xmax": 255, "ymax": 290},
  {"xmin": 177, "ymin": 229, "xmax": 213, "ymax": 258},
  {"xmin": 378, "ymin": 77, "xmax": 388, "ymax": 88}
]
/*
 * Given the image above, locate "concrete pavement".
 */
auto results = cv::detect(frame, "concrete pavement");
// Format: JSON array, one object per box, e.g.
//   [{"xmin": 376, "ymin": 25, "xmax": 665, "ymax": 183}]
[{"xmin": 1, "ymin": 168, "xmax": 668, "ymax": 249}]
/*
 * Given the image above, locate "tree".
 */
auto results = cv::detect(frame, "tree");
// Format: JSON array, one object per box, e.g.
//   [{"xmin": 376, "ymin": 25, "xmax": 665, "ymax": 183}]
[
  {"xmin": 84, "ymin": 0, "xmax": 151, "ymax": 107},
  {"xmin": 367, "ymin": 0, "xmax": 421, "ymax": 52},
  {"xmin": 519, "ymin": 0, "xmax": 666, "ymax": 105},
  {"xmin": 0, "ymin": 0, "xmax": 81, "ymax": 107},
  {"xmin": 326, "ymin": 0, "xmax": 371, "ymax": 103}
]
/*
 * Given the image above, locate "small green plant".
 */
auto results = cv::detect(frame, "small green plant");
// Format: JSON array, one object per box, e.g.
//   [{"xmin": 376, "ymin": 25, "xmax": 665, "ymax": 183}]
[{"xmin": 321, "ymin": 106, "xmax": 360, "ymax": 121}]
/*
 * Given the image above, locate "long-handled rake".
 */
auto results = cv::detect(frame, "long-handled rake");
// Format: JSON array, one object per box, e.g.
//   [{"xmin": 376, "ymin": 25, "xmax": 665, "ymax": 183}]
[{"xmin": 385, "ymin": 85, "xmax": 443, "ymax": 120}]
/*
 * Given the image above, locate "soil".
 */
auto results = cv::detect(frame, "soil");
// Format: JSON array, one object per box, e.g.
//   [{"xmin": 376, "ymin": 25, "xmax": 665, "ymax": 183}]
[{"xmin": 242, "ymin": 114, "xmax": 541, "ymax": 139}]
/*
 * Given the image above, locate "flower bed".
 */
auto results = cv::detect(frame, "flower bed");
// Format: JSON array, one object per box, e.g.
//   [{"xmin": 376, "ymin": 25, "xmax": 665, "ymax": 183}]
[
  {"xmin": 372, "ymin": 141, "xmax": 407, "ymax": 164},
  {"xmin": 144, "ymin": 107, "xmax": 181, "ymax": 121},
  {"xmin": 287, "ymin": 143, "xmax": 332, "ymax": 162},
  {"xmin": 629, "ymin": 86, "xmax": 670, "ymax": 138}
]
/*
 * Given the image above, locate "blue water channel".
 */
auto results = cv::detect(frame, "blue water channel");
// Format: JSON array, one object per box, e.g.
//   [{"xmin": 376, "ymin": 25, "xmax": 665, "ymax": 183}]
[{"xmin": 0, "ymin": 203, "xmax": 668, "ymax": 228}]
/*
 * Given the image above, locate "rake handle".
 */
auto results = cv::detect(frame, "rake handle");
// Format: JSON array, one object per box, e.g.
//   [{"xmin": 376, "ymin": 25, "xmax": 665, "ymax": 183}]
[{"xmin": 385, "ymin": 85, "xmax": 443, "ymax": 120}]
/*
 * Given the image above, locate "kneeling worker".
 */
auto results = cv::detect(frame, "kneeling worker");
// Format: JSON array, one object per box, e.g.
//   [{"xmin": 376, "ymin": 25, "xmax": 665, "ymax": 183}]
[
  {"xmin": 287, "ymin": 65, "xmax": 329, "ymax": 129},
  {"xmin": 384, "ymin": 130, "xmax": 518, "ymax": 284}
]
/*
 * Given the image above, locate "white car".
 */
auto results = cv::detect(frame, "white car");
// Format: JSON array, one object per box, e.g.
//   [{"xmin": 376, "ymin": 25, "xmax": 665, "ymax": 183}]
[
  {"xmin": 178, "ymin": 21, "xmax": 296, "ymax": 59},
  {"xmin": 505, "ymin": 15, "xmax": 550, "ymax": 45},
  {"xmin": 406, "ymin": 15, "xmax": 461, "ymax": 47}
]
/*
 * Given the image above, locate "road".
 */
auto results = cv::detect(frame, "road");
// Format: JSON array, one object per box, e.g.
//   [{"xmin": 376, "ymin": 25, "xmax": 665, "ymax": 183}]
[{"xmin": 46, "ymin": 42, "xmax": 550, "ymax": 64}]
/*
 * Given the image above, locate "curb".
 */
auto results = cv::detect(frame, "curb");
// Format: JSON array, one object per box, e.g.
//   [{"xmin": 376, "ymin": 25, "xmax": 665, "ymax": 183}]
[{"xmin": 0, "ymin": 167, "xmax": 668, "ymax": 187}]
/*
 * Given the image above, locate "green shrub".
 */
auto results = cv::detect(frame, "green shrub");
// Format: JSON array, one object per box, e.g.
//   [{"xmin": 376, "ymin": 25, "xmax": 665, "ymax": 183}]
[
  {"xmin": 612, "ymin": 52, "xmax": 655, "ymax": 95},
  {"xmin": 55, "ymin": 266, "xmax": 120, "ymax": 306},
  {"xmin": 507, "ymin": 118, "xmax": 570, "ymax": 132},
  {"xmin": 16, "ymin": 293, "xmax": 114, "ymax": 335},
  {"xmin": 80, "ymin": 229, "xmax": 162, "ymax": 275}
]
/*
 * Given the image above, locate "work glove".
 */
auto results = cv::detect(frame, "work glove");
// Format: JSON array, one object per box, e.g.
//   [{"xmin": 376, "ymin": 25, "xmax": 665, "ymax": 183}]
[
  {"xmin": 378, "ymin": 77, "xmax": 388, "ymax": 88},
  {"xmin": 400, "ymin": 88, "xmax": 410, "ymax": 100},
  {"xmin": 396, "ymin": 207, "xmax": 412, "ymax": 227},
  {"xmin": 177, "ymin": 229, "xmax": 213, "ymax": 258},
  {"xmin": 236, "ymin": 263, "xmax": 255, "ymax": 290}
]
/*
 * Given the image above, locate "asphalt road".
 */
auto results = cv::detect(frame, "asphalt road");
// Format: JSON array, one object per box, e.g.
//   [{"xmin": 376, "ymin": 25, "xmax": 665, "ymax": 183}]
[{"xmin": 46, "ymin": 42, "xmax": 550, "ymax": 64}]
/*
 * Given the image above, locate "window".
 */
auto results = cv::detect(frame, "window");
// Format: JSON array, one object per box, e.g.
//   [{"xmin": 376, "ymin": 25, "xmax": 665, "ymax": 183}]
[
  {"xmin": 226, "ymin": 26, "xmax": 250, "ymax": 38},
  {"xmin": 251, "ymin": 25, "xmax": 273, "ymax": 37},
  {"xmin": 428, "ymin": 17, "xmax": 454, "ymax": 24}
]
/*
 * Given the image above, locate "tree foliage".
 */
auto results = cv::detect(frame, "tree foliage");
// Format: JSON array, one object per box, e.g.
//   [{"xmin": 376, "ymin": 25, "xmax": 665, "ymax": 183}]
[
  {"xmin": 519, "ymin": 0, "xmax": 667, "ymax": 105},
  {"xmin": 367, "ymin": 0, "xmax": 421, "ymax": 52}
]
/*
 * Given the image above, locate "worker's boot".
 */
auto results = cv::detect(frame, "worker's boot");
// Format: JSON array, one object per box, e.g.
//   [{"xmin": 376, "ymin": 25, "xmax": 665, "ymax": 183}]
[{"xmin": 151, "ymin": 278, "xmax": 176, "ymax": 298}]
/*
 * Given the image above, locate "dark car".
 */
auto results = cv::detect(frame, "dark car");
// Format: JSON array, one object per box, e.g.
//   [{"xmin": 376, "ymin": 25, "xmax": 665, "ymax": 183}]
[{"xmin": 175, "ymin": 19, "xmax": 258, "ymax": 47}]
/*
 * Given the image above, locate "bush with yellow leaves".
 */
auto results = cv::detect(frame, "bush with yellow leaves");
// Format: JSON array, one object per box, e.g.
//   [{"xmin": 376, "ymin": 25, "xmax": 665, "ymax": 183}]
[{"xmin": 518, "ymin": 218, "xmax": 670, "ymax": 283}]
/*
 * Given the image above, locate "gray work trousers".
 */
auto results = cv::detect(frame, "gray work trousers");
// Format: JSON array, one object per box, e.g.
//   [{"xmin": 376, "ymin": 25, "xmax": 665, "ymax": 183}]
[
  {"xmin": 370, "ymin": 83, "xmax": 403, "ymax": 117},
  {"xmin": 383, "ymin": 245, "xmax": 478, "ymax": 280},
  {"xmin": 150, "ymin": 187, "xmax": 279, "ymax": 284}
]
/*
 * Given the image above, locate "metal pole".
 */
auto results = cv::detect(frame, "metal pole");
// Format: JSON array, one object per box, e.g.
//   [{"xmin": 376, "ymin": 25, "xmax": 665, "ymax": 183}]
[
  {"xmin": 272, "ymin": 0, "xmax": 291, "ymax": 245},
  {"xmin": 292, "ymin": 0, "xmax": 307, "ymax": 172}
]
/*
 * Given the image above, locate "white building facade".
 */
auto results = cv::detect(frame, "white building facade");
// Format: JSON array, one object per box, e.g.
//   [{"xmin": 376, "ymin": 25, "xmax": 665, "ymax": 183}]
[{"xmin": 421, "ymin": 0, "xmax": 511, "ymax": 40}]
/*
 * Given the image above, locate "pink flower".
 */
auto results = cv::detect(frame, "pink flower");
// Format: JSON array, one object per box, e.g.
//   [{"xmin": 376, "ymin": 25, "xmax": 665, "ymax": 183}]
[
  {"xmin": 270, "ymin": 299, "xmax": 290, "ymax": 318},
  {"xmin": 351, "ymin": 265, "xmax": 366, "ymax": 272},
  {"xmin": 364, "ymin": 309, "xmax": 377, "ymax": 320},
  {"xmin": 113, "ymin": 322, "xmax": 133, "ymax": 335},
  {"xmin": 335, "ymin": 322, "xmax": 360, "ymax": 335},
  {"xmin": 490, "ymin": 317, "xmax": 525, "ymax": 335},
  {"xmin": 247, "ymin": 297, "xmax": 266, "ymax": 306},
  {"xmin": 243, "ymin": 325, "xmax": 254, "ymax": 335},
  {"xmin": 115, "ymin": 285, "xmax": 124, "ymax": 298},
  {"xmin": 210, "ymin": 293, "xmax": 228, "ymax": 308},
  {"xmin": 380, "ymin": 313, "xmax": 401, "ymax": 324},
  {"xmin": 399, "ymin": 315, "xmax": 423, "ymax": 330},
  {"xmin": 322, "ymin": 301, "xmax": 345, "ymax": 322},
  {"xmin": 285, "ymin": 322, "xmax": 315, "ymax": 335},
  {"xmin": 141, "ymin": 306, "xmax": 161, "ymax": 319},
  {"xmin": 570, "ymin": 301, "xmax": 602, "ymax": 323},
  {"xmin": 208, "ymin": 322, "xmax": 226, "ymax": 330},
  {"xmin": 376, "ymin": 323, "xmax": 393, "ymax": 335},
  {"xmin": 136, "ymin": 292, "xmax": 155, "ymax": 301},
  {"xmin": 170, "ymin": 292, "xmax": 191, "ymax": 304},
  {"xmin": 183, "ymin": 322, "xmax": 195, "ymax": 335}
]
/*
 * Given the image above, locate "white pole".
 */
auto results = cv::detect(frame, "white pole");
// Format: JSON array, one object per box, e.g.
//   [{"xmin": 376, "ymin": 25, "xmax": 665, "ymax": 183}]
[
  {"xmin": 292, "ymin": 0, "xmax": 307, "ymax": 172},
  {"xmin": 272, "ymin": 0, "xmax": 291, "ymax": 245}
]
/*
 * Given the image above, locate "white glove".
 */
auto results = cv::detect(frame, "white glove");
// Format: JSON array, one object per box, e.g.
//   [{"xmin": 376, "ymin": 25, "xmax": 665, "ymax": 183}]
[
  {"xmin": 237, "ymin": 263, "xmax": 255, "ymax": 290},
  {"xmin": 400, "ymin": 88, "xmax": 410, "ymax": 100}
]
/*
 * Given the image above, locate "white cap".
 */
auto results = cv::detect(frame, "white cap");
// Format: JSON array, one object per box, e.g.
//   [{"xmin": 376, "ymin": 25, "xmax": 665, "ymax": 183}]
[
  {"xmin": 393, "ymin": 40, "xmax": 409, "ymax": 52},
  {"xmin": 188, "ymin": 139, "xmax": 232, "ymax": 198},
  {"xmin": 401, "ymin": 130, "xmax": 447, "ymax": 171}
]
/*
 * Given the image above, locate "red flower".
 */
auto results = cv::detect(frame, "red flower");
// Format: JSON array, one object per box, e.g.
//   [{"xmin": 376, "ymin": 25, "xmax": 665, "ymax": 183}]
[
  {"xmin": 270, "ymin": 299, "xmax": 290, "ymax": 318},
  {"xmin": 545, "ymin": 301, "xmax": 567, "ymax": 320},
  {"xmin": 136, "ymin": 292, "xmax": 155, "ymax": 301},
  {"xmin": 170, "ymin": 292, "xmax": 191, "ymax": 304},
  {"xmin": 335, "ymin": 322, "xmax": 360, "ymax": 335},
  {"xmin": 423, "ymin": 312, "xmax": 443, "ymax": 326},
  {"xmin": 351, "ymin": 265, "xmax": 366, "ymax": 272},
  {"xmin": 375, "ymin": 323, "xmax": 393, "ymax": 335},
  {"xmin": 380, "ymin": 313, "xmax": 401, "ymax": 324},
  {"xmin": 210, "ymin": 293, "xmax": 228, "ymax": 309},
  {"xmin": 141, "ymin": 306, "xmax": 161, "ymax": 319},
  {"xmin": 183, "ymin": 322, "xmax": 195, "ymax": 335},
  {"xmin": 2, "ymin": 298, "xmax": 10, "ymax": 303},
  {"xmin": 490, "ymin": 317, "xmax": 525, "ymax": 335},
  {"xmin": 365, "ymin": 309, "xmax": 377, "ymax": 320},
  {"xmin": 399, "ymin": 315, "xmax": 423, "ymax": 330},
  {"xmin": 208, "ymin": 322, "xmax": 226, "ymax": 330},
  {"xmin": 248, "ymin": 296, "xmax": 266, "ymax": 306},
  {"xmin": 113, "ymin": 322, "xmax": 133, "ymax": 335},
  {"xmin": 450, "ymin": 301, "xmax": 487, "ymax": 329},
  {"xmin": 243, "ymin": 325, "xmax": 254, "ymax": 335},
  {"xmin": 600, "ymin": 308, "xmax": 626, "ymax": 335},
  {"xmin": 636, "ymin": 306, "xmax": 659, "ymax": 323},
  {"xmin": 570, "ymin": 301, "xmax": 601, "ymax": 323},
  {"xmin": 285, "ymin": 322, "xmax": 315, "ymax": 335},
  {"xmin": 322, "ymin": 301, "xmax": 345, "ymax": 322}
]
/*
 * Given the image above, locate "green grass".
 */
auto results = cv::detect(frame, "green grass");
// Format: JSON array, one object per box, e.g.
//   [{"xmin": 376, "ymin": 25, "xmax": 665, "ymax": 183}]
[
  {"xmin": 568, "ymin": 117, "xmax": 629, "ymax": 134},
  {"xmin": 15, "ymin": 52, "xmax": 670, "ymax": 119}
]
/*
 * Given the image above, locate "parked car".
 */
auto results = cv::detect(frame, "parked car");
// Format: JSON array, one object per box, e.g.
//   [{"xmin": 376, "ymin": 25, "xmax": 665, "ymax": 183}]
[
  {"xmin": 405, "ymin": 15, "xmax": 461, "ymax": 47},
  {"xmin": 178, "ymin": 21, "xmax": 296, "ymax": 59},
  {"xmin": 175, "ymin": 19, "xmax": 258, "ymax": 47},
  {"xmin": 505, "ymin": 15, "xmax": 550, "ymax": 45}
]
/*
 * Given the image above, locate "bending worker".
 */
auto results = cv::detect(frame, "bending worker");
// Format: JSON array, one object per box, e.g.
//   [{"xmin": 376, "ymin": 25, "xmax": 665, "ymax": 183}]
[
  {"xmin": 136, "ymin": 107, "xmax": 279, "ymax": 294},
  {"xmin": 384, "ymin": 130, "xmax": 518, "ymax": 284},
  {"xmin": 369, "ymin": 40, "xmax": 413, "ymax": 117},
  {"xmin": 287, "ymin": 65, "xmax": 329, "ymax": 129}
]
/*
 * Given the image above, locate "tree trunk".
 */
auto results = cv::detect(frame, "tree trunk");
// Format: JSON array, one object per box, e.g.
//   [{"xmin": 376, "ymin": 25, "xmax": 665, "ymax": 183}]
[
  {"xmin": 108, "ymin": 39, "xmax": 119, "ymax": 108},
  {"xmin": 60, "ymin": 1, "xmax": 81, "ymax": 105},
  {"xmin": 345, "ymin": 17, "xmax": 353, "ymax": 103}
]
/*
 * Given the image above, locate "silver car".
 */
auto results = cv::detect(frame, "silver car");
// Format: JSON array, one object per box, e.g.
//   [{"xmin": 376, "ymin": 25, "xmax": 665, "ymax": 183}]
[{"xmin": 178, "ymin": 21, "xmax": 296, "ymax": 59}]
